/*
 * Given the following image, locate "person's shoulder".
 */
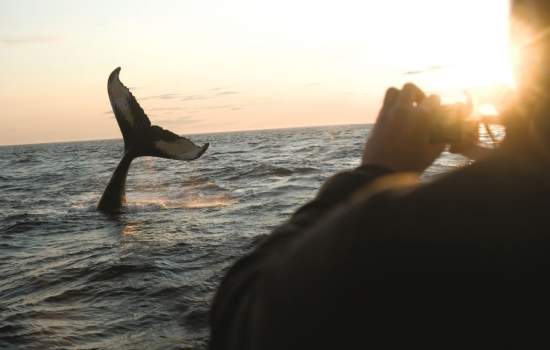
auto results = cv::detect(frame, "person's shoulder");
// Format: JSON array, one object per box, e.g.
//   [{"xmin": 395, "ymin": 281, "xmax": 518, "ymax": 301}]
[
  {"xmin": 409, "ymin": 148, "xmax": 548, "ymax": 203},
  {"xmin": 357, "ymin": 150, "xmax": 549, "ymax": 239},
  {"xmin": 408, "ymin": 154, "xmax": 502, "ymax": 202},
  {"xmin": 353, "ymin": 154, "xmax": 499, "ymax": 210}
]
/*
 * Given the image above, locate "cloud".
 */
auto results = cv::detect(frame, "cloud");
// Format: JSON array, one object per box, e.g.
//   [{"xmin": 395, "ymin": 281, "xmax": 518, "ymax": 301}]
[
  {"xmin": 1, "ymin": 35, "xmax": 62, "ymax": 45},
  {"xmin": 141, "ymin": 93, "xmax": 184, "ymax": 100},
  {"xmin": 141, "ymin": 89, "xmax": 240, "ymax": 102},
  {"xmin": 154, "ymin": 116, "xmax": 201, "ymax": 125},
  {"xmin": 180, "ymin": 94, "xmax": 213, "ymax": 102},
  {"xmin": 178, "ymin": 91, "xmax": 239, "ymax": 102},
  {"xmin": 103, "ymin": 106, "xmax": 198, "ymax": 118},
  {"xmin": 214, "ymin": 90, "xmax": 239, "ymax": 96},
  {"xmin": 202, "ymin": 104, "xmax": 245, "ymax": 111},
  {"xmin": 147, "ymin": 107, "xmax": 189, "ymax": 112},
  {"xmin": 199, "ymin": 121, "xmax": 238, "ymax": 129},
  {"xmin": 403, "ymin": 65, "xmax": 445, "ymax": 76}
]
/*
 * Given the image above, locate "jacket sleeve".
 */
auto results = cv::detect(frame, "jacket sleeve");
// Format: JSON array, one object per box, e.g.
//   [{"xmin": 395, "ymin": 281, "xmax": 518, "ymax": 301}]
[{"xmin": 208, "ymin": 165, "xmax": 394, "ymax": 350}]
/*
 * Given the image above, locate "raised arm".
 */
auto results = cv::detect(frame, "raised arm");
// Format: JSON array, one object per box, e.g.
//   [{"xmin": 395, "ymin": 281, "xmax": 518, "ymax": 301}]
[{"xmin": 209, "ymin": 84, "xmax": 487, "ymax": 350}]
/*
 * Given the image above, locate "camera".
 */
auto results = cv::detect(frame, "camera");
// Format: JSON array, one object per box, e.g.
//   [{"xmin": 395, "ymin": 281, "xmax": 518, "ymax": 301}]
[{"xmin": 430, "ymin": 102, "xmax": 477, "ymax": 144}]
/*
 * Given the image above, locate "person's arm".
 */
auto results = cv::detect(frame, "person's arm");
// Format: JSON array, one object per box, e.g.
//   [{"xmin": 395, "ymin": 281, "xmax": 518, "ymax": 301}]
[
  {"xmin": 209, "ymin": 83, "xmax": 488, "ymax": 349},
  {"xmin": 209, "ymin": 163, "xmax": 393, "ymax": 349}
]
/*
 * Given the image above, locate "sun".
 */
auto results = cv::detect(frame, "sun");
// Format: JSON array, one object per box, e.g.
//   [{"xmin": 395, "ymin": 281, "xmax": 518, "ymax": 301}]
[
  {"xmin": 438, "ymin": 40, "xmax": 517, "ymax": 92},
  {"xmin": 395, "ymin": 1, "xmax": 517, "ymax": 113}
]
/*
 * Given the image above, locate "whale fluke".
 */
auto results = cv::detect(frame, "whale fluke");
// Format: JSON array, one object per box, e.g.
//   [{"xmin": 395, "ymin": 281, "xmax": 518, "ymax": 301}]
[{"xmin": 98, "ymin": 67, "xmax": 209, "ymax": 214}]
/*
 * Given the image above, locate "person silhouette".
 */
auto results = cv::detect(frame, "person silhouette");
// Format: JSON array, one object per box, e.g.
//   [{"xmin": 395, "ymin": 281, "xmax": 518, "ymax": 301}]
[{"xmin": 209, "ymin": 1, "xmax": 550, "ymax": 348}]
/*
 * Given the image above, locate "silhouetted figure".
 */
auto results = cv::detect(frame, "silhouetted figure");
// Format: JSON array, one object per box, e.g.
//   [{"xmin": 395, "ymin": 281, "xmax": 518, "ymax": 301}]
[
  {"xmin": 209, "ymin": 1, "xmax": 550, "ymax": 348},
  {"xmin": 98, "ymin": 68, "xmax": 209, "ymax": 214}
]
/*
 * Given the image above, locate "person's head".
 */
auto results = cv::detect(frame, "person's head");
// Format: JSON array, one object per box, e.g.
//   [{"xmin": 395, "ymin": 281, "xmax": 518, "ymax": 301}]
[
  {"xmin": 511, "ymin": 1, "xmax": 550, "ymax": 31},
  {"xmin": 508, "ymin": 1, "xmax": 550, "ymax": 144}
]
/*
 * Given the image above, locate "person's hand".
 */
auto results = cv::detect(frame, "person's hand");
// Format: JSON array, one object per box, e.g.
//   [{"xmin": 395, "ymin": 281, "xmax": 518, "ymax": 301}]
[
  {"xmin": 362, "ymin": 83, "xmax": 446, "ymax": 172},
  {"xmin": 448, "ymin": 117, "xmax": 494, "ymax": 161}
]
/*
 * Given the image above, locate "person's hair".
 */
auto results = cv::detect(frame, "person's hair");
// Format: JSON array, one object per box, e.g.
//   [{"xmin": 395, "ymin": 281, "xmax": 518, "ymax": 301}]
[
  {"xmin": 512, "ymin": 1, "xmax": 550, "ymax": 28},
  {"xmin": 510, "ymin": 0, "xmax": 550, "ymax": 141}
]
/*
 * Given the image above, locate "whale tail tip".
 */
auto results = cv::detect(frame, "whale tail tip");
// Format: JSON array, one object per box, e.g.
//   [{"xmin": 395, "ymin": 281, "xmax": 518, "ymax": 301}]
[{"xmin": 107, "ymin": 67, "xmax": 209, "ymax": 160}]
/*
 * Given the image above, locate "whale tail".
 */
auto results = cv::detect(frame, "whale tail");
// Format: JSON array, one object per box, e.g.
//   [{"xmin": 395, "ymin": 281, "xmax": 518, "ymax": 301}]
[
  {"xmin": 107, "ymin": 67, "xmax": 209, "ymax": 160},
  {"xmin": 97, "ymin": 67, "xmax": 209, "ymax": 213}
]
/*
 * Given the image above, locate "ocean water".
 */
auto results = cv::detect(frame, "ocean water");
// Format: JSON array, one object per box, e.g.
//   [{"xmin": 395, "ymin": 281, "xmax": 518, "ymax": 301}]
[{"xmin": 0, "ymin": 125, "xmax": 471, "ymax": 349}]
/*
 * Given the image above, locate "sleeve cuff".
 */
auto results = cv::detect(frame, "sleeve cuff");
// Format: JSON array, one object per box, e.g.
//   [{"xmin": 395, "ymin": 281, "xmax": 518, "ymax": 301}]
[{"xmin": 316, "ymin": 164, "xmax": 394, "ymax": 204}]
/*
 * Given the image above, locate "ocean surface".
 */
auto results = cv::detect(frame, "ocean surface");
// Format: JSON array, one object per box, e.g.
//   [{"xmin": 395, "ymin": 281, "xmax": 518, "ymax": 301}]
[{"xmin": 0, "ymin": 125, "xmax": 472, "ymax": 349}]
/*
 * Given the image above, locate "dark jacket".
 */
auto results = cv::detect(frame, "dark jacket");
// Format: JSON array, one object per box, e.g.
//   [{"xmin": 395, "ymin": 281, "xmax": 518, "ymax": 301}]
[{"xmin": 209, "ymin": 149, "xmax": 550, "ymax": 349}]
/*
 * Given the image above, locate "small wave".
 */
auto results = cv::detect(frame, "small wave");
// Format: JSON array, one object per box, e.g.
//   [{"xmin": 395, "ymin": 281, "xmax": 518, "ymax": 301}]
[
  {"xmin": 148, "ymin": 285, "xmax": 192, "ymax": 298},
  {"xmin": 1, "ymin": 213, "xmax": 51, "ymax": 235},
  {"xmin": 324, "ymin": 148, "xmax": 361, "ymax": 160},
  {"xmin": 12, "ymin": 156, "xmax": 41, "ymax": 164},
  {"xmin": 68, "ymin": 190, "xmax": 236, "ymax": 213},
  {"xmin": 68, "ymin": 203, "xmax": 99, "ymax": 213},
  {"xmin": 227, "ymin": 164, "xmax": 294, "ymax": 180},
  {"xmin": 236, "ymin": 184, "xmax": 315, "ymax": 201},
  {"xmin": 122, "ymin": 201, "xmax": 169, "ymax": 212},
  {"xmin": 132, "ymin": 183, "xmax": 170, "ymax": 192},
  {"xmin": 164, "ymin": 183, "xmax": 228, "ymax": 205},
  {"xmin": 124, "ymin": 194, "xmax": 236, "ymax": 212},
  {"xmin": 2, "ymin": 213, "xmax": 34, "ymax": 222},
  {"xmin": 0, "ymin": 242, "xmax": 21, "ymax": 249},
  {"xmin": 179, "ymin": 195, "xmax": 236, "ymax": 208},
  {"xmin": 0, "ymin": 323, "xmax": 20, "ymax": 334},
  {"xmin": 294, "ymin": 145, "xmax": 324, "ymax": 153},
  {"xmin": 42, "ymin": 287, "xmax": 89, "ymax": 304},
  {"xmin": 294, "ymin": 167, "xmax": 319, "ymax": 174},
  {"xmin": 217, "ymin": 150, "xmax": 246, "ymax": 155},
  {"xmin": 87, "ymin": 264, "xmax": 157, "ymax": 282},
  {"xmin": 2, "ymin": 221, "xmax": 44, "ymax": 234},
  {"xmin": 177, "ymin": 176, "xmax": 223, "ymax": 187},
  {"xmin": 179, "ymin": 180, "xmax": 226, "ymax": 193},
  {"xmin": 251, "ymin": 144, "xmax": 277, "ymax": 151}
]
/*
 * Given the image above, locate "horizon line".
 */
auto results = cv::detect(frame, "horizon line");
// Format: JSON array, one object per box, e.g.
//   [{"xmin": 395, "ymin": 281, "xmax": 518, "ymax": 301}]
[{"xmin": 0, "ymin": 122, "xmax": 372, "ymax": 147}]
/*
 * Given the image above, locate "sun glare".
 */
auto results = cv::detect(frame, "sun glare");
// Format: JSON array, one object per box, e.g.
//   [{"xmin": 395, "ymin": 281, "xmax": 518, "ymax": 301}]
[
  {"xmin": 392, "ymin": 1, "xmax": 516, "ymax": 114},
  {"xmin": 429, "ymin": 40, "xmax": 517, "ymax": 94}
]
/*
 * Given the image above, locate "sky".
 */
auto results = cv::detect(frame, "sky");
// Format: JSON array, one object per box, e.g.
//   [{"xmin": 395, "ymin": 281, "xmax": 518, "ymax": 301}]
[{"xmin": 1, "ymin": 0, "xmax": 513, "ymax": 145}]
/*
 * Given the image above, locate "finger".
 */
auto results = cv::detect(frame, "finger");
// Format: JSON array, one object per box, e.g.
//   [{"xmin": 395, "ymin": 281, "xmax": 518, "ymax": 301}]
[
  {"xmin": 464, "ymin": 91, "xmax": 474, "ymax": 115},
  {"xmin": 382, "ymin": 87, "xmax": 400, "ymax": 109},
  {"xmin": 418, "ymin": 94, "xmax": 441, "ymax": 114},
  {"xmin": 453, "ymin": 102, "xmax": 470, "ymax": 120},
  {"xmin": 397, "ymin": 83, "xmax": 426, "ymax": 107},
  {"xmin": 417, "ymin": 95, "xmax": 442, "ymax": 132},
  {"xmin": 464, "ymin": 120, "xmax": 479, "ymax": 140}
]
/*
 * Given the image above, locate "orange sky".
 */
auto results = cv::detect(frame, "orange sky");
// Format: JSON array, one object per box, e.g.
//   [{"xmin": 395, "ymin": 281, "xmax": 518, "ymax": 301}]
[{"xmin": 1, "ymin": 0, "xmax": 512, "ymax": 145}]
